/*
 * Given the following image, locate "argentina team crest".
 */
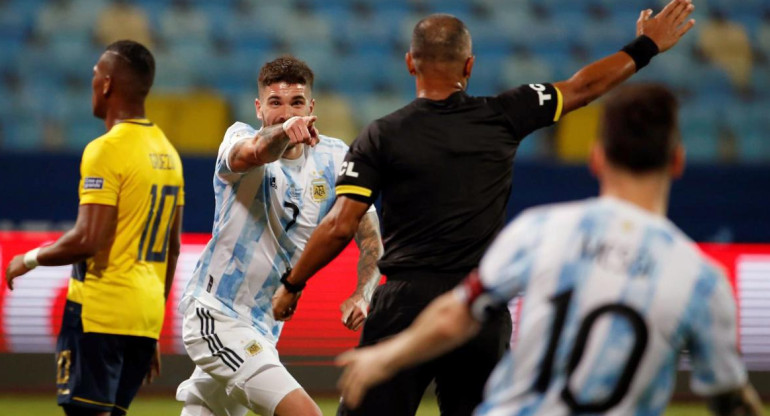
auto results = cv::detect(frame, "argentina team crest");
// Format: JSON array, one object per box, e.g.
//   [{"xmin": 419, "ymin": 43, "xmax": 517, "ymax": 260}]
[{"xmin": 311, "ymin": 178, "xmax": 329, "ymax": 202}]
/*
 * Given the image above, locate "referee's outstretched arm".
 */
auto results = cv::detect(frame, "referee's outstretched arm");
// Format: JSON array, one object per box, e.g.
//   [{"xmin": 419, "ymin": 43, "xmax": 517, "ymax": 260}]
[
  {"xmin": 273, "ymin": 196, "xmax": 370, "ymax": 320},
  {"xmin": 554, "ymin": 0, "xmax": 695, "ymax": 115}
]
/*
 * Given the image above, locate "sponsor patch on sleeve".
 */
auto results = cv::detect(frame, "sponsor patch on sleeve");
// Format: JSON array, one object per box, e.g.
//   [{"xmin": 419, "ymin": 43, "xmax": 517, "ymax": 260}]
[{"xmin": 83, "ymin": 177, "xmax": 104, "ymax": 190}]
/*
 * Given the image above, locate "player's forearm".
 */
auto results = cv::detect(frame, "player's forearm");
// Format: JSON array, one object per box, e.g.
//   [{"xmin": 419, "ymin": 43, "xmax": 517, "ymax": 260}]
[
  {"xmin": 353, "ymin": 212, "xmax": 383, "ymax": 302},
  {"xmin": 164, "ymin": 208, "xmax": 183, "ymax": 301},
  {"xmin": 36, "ymin": 228, "xmax": 99, "ymax": 266},
  {"xmin": 354, "ymin": 251, "xmax": 381, "ymax": 303},
  {"xmin": 382, "ymin": 293, "xmax": 480, "ymax": 373},
  {"xmin": 164, "ymin": 252, "xmax": 178, "ymax": 301},
  {"xmin": 229, "ymin": 124, "xmax": 290, "ymax": 171},
  {"xmin": 288, "ymin": 213, "xmax": 358, "ymax": 286},
  {"xmin": 30, "ymin": 204, "xmax": 116, "ymax": 268},
  {"xmin": 287, "ymin": 197, "xmax": 369, "ymax": 286},
  {"xmin": 554, "ymin": 52, "xmax": 637, "ymax": 114}
]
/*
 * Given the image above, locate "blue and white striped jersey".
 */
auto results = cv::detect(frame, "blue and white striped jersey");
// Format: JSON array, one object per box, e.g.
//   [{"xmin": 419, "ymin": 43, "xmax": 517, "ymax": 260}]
[
  {"xmin": 179, "ymin": 122, "xmax": 351, "ymax": 344},
  {"xmin": 473, "ymin": 196, "xmax": 746, "ymax": 416}
]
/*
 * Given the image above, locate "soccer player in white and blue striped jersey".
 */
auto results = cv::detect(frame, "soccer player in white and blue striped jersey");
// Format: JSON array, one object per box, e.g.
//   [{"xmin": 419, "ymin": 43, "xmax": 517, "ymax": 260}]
[
  {"xmin": 337, "ymin": 85, "xmax": 763, "ymax": 415},
  {"xmin": 176, "ymin": 57, "xmax": 383, "ymax": 416}
]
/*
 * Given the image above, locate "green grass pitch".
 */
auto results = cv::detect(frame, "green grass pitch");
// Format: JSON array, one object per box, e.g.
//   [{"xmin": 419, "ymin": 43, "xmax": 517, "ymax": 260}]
[{"xmin": 2, "ymin": 394, "xmax": 767, "ymax": 415}]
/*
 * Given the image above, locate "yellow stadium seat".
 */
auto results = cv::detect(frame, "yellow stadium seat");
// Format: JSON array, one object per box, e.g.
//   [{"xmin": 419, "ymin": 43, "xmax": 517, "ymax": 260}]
[
  {"xmin": 555, "ymin": 103, "xmax": 603, "ymax": 163},
  {"xmin": 147, "ymin": 90, "xmax": 230, "ymax": 155},
  {"xmin": 312, "ymin": 93, "xmax": 358, "ymax": 145}
]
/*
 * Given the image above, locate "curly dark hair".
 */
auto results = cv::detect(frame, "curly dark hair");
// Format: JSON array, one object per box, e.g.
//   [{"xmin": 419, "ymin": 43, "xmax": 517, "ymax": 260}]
[{"xmin": 258, "ymin": 56, "xmax": 314, "ymax": 91}]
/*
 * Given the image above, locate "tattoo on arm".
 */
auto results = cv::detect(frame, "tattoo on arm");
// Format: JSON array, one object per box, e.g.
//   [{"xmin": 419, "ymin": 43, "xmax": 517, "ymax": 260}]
[
  {"xmin": 229, "ymin": 124, "xmax": 290, "ymax": 170},
  {"xmin": 353, "ymin": 211, "xmax": 383, "ymax": 302},
  {"xmin": 254, "ymin": 124, "xmax": 291, "ymax": 164}
]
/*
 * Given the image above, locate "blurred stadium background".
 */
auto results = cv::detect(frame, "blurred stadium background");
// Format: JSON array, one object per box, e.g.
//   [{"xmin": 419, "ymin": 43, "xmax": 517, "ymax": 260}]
[{"xmin": 1, "ymin": 0, "xmax": 769, "ymax": 414}]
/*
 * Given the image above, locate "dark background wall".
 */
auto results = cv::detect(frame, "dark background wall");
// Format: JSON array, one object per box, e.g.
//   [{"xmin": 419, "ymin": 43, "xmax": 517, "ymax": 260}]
[{"xmin": 2, "ymin": 154, "xmax": 768, "ymax": 242}]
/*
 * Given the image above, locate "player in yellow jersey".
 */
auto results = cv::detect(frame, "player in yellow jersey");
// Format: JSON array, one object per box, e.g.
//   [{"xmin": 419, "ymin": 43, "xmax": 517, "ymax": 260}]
[{"xmin": 5, "ymin": 40, "xmax": 185, "ymax": 416}]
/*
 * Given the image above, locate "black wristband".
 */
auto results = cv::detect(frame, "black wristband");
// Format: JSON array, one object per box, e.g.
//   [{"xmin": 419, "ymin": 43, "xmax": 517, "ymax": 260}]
[
  {"xmin": 280, "ymin": 268, "xmax": 305, "ymax": 293},
  {"xmin": 621, "ymin": 35, "xmax": 659, "ymax": 71}
]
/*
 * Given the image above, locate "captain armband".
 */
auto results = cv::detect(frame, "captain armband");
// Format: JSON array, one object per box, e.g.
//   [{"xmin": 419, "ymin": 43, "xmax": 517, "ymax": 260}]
[{"xmin": 454, "ymin": 269, "xmax": 506, "ymax": 322}]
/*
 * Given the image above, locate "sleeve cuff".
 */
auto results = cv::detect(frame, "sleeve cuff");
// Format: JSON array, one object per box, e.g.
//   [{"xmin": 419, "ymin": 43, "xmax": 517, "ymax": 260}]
[
  {"xmin": 335, "ymin": 185, "xmax": 373, "ymax": 198},
  {"xmin": 79, "ymin": 195, "xmax": 118, "ymax": 206},
  {"xmin": 553, "ymin": 86, "xmax": 564, "ymax": 122}
]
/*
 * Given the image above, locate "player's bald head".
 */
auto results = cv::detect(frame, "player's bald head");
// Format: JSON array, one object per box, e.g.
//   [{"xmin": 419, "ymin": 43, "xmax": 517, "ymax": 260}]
[
  {"xmin": 410, "ymin": 14, "xmax": 472, "ymax": 65},
  {"xmin": 102, "ymin": 40, "xmax": 155, "ymax": 99}
]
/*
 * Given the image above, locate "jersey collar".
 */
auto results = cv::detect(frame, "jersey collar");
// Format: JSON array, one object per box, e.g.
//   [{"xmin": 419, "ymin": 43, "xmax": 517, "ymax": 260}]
[
  {"xmin": 414, "ymin": 90, "xmax": 468, "ymax": 108},
  {"xmin": 116, "ymin": 118, "xmax": 154, "ymax": 127}
]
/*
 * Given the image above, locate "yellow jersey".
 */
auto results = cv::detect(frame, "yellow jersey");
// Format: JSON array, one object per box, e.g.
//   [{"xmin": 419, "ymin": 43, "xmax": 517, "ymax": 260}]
[{"xmin": 67, "ymin": 119, "xmax": 185, "ymax": 339}]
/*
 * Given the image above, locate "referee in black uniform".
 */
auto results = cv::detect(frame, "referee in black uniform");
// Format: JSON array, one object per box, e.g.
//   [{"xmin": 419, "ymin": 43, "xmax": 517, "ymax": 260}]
[{"xmin": 274, "ymin": 2, "xmax": 695, "ymax": 415}]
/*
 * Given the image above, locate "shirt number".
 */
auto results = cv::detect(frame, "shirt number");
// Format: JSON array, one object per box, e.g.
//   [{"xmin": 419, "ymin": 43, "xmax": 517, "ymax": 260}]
[
  {"xmin": 535, "ymin": 289, "xmax": 648, "ymax": 413},
  {"xmin": 138, "ymin": 184, "xmax": 180, "ymax": 262},
  {"xmin": 283, "ymin": 201, "xmax": 300, "ymax": 231}
]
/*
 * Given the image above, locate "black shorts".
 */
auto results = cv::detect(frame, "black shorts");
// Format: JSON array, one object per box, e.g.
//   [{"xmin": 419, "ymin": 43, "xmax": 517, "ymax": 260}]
[
  {"xmin": 55, "ymin": 300, "xmax": 157, "ymax": 415},
  {"xmin": 339, "ymin": 270, "xmax": 512, "ymax": 416}
]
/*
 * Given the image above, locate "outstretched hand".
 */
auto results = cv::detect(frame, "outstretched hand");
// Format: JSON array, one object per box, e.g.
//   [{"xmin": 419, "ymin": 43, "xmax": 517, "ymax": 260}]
[
  {"xmin": 272, "ymin": 285, "xmax": 302, "ymax": 321},
  {"xmin": 637, "ymin": 0, "xmax": 696, "ymax": 53},
  {"xmin": 336, "ymin": 346, "xmax": 395, "ymax": 409},
  {"xmin": 282, "ymin": 116, "xmax": 320, "ymax": 148}
]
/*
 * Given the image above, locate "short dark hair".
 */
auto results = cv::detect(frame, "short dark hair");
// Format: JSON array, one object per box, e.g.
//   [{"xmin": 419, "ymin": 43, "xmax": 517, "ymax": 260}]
[
  {"xmin": 258, "ymin": 56, "xmax": 314, "ymax": 91},
  {"xmin": 411, "ymin": 14, "xmax": 472, "ymax": 63},
  {"xmin": 600, "ymin": 84, "xmax": 679, "ymax": 173},
  {"xmin": 105, "ymin": 40, "xmax": 155, "ymax": 97}
]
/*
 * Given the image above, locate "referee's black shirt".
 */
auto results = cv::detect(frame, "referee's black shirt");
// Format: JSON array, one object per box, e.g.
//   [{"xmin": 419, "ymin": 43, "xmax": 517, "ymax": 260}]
[{"xmin": 336, "ymin": 83, "xmax": 563, "ymax": 276}]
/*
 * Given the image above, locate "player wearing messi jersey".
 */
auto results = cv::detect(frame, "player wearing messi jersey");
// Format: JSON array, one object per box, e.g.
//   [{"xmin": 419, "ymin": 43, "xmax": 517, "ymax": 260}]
[
  {"xmin": 336, "ymin": 85, "xmax": 764, "ymax": 415},
  {"xmin": 5, "ymin": 41, "xmax": 184, "ymax": 416},
  {"xmin": 175, "ymin": 57, "xmax": 383, "ymax": 416},
  {"xmin": 274, "ymin": 2, "xmax": 697, "ymax": 415}
]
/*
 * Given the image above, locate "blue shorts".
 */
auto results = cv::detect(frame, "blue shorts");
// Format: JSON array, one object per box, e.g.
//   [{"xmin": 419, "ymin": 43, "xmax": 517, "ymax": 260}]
[{"xmin": 55, "ymin": 300, "xmax": 157, "ymax": 415}]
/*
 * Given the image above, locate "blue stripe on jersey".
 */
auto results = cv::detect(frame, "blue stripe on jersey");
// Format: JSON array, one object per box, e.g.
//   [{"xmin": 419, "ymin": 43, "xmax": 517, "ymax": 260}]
[
  {"xmin": 250, "ymin": 170, "xmax": 305, "ymax": 340},
  {"xmin": 268, "ymin": 235, "xmax": 300, "ymax": 339},
  {"xmin": 635, "ymin": 262, "xmax": 718, "ymax": 415},
  {"xmin": 549, "ymin": 205, "xmax": 611, "ymax": 381},
  {"xmin": 250, "ymin": 260, "xmax": 283, "ymax": 338},
  {"xmin": 512, "ymin": 394, "xmax": 548, "ymax": 416},
  {"xmin": 217, "ymin": 177, "xmax": 241, "ymax": 233},
  {"xmin": 312, "ymin": 150, "xmax": 337, "ymax": 223},
  {"xmin": 509, "ymin": 205, "xmax": 611, "ymax": 415},
  {"xmin": 215, "ymin": 181, "xmax": 269, "ymax": 310},
  {"xmin": 190, "ymin": 236, "xmax": 217, "ymax": 300},
  {"xmin": 480, "ymin": 352, "xmax": 516, "ymax": 414},
  {"xmin": 577, "ymin": 225, "xmax": 673, "ymax": 403},
  {"xmin": 487, "ymin": 210, "xmax": 550, "ymax": 302},
  {"xmin": 682, "ymin": 264, "xmax": 720, "ymax": 387},
  {"xmin": 186, "ymin": 175, "xmax": 240, "ymax": 304},
  {"xmin": 280, "ymin": 164, "xmax": 303, "ymax": 235},
  {"xmin": 212, "ymin": 176, "xmax": 227, "ymax": 225},
  {"xmin": 634, "ymin": 352, "xmax": 678, "ymax": 416}
]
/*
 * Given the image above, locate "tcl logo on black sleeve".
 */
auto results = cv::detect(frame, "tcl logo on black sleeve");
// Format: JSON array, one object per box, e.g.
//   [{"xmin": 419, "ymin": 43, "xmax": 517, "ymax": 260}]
[
  {"xmin": 339, "ymin": 161, "xmax": 360, "ymax": 178},
  {"xmin": 529, "ymin": 84, "xmax": 552, "ymax": 106}
]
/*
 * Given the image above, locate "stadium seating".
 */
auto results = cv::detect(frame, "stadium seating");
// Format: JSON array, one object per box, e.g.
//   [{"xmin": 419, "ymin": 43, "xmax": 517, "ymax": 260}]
[{"xmin": 0, "ymin": 0, "xmax": 767, "ymax": 162}]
